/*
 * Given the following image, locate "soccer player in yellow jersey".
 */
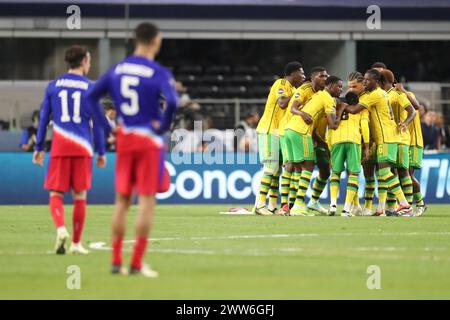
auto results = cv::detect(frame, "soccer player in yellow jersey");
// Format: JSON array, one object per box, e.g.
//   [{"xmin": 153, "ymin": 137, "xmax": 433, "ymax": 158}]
[
  {"xmin": 380, "ymin": 69, "xmax": 416, "ymax": 216},
  {"xmin": 253, "ymin": 62, "xmax": 305, "ymax": 215},
  {"xmin": 345, "ymin": 72, "xmax": 374, "ymax": 216},
  {"xmin": 279, "ymin": 66, "xmax": 328, "ymax": 215},
  {"xmin": 373, "ymin": 61, "xmax": 427, "ymax": 216},
  {"xmin": 328, "ymin": 90, "xmax": 370, "ymax": 216},
  {"xmin": 395, "ymin": 85, "xmax": 427, "ymax": 215},
  {"xmin": 345, "ymin": 69, "xmax": 413, "ymax": 216},
  {"xmin": 285, "ymin": 75, "xmax": 344, "ymax": 216}
]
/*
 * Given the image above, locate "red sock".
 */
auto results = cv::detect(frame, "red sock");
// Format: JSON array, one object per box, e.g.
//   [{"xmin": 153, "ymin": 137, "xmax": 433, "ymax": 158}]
[
  {"xmin": 49, "ymin": 195, "xmax": 65, "ymax": 228},
  {"xmin": 72, "ymin": 199, "xmax": 86, "ymax": 244},
  {"xmin": 130, "ymin": 237, "xmax": 148, "ymax": 270},
  {"xmin": 112, "ymin": 236, "xmax": 124, "ymax": 266}
]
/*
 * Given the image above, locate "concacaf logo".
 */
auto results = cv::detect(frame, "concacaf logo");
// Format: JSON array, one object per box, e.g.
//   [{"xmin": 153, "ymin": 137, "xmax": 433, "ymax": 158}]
[{"xmin": 277, "ymin": 88, "xmax": 284, "ymax": 94}]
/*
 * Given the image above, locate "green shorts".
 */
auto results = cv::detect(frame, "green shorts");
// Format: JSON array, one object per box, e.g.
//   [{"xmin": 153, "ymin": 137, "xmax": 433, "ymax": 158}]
[
  {"xmin": 331, "ymin": 142, "xmax": 361, "ymax": 173},
  {"xmin": 393, "ymin": 144, "xmax": 410, "ymax": 169},
  {"xmin": 409, "ymin": 146, "xmax": 423, "ymax": 169},
  {"xmin": 376, "ymin": 143, "xmax": 398, "ymax": 164},
  {"xmin": 280, "ymin": 135, "xmax": 290, "ymax": 164},
  {"xmin": 285, "ymin": 129, "xmax": 315, "ymax": 163},
  {"xmin": 258, "ymin": 133, "xmax": 280, "ymax": 163},
  {"xmin": 316, "ymin": 147, "xmax": 330, "ymax": 166}
]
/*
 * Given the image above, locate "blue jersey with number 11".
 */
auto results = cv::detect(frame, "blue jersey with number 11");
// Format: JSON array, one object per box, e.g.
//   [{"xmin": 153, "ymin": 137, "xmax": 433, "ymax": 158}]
[{"xmin": 36, "ymin": 73, "xmax": 106, "ymax": 157}]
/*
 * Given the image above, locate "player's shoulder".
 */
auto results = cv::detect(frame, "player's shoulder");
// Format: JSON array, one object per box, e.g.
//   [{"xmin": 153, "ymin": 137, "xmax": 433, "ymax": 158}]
[
  {"xmin": 299, "ymin": 82, "xmax": 313, "ymax": 92},
  {"xmin": 370, "ymin": 87, "xmax": 387, "ymax": 99}
]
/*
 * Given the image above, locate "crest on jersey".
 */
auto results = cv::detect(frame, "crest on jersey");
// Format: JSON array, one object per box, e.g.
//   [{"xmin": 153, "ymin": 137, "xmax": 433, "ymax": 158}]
[
  {"xmin": 277, "ymin": 88, "xmax": 284, "ymax": 94},
  {"xmin": 294, "ymin": 92, "xmax": 300, "ymax": 99}
]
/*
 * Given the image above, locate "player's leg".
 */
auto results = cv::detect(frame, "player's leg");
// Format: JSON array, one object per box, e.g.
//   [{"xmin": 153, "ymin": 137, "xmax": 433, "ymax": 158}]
[
  {"xmin": 375, "ymin": 143, "xmax": 412, "ymax": 216},
  {"xmin": 112, "ymin": 192, "xmax": 132, "ymax": 273},
  {"xmin": 254, "ymin": 133, "xmax": 278, "ymax": 215},
  {"xmin": 69, "ymin": 156, "xmax": 93, "ymax": 254},
  {"xmin": 69, "ymin": 190, "xmax": 89, "ymax": 254},
  {"xmin": 111, "ymin": 151, "xmax": 134, "ymax": 273},
  {"xmin": 280, "ymin": 161, "xmax": 293, "ymax": 215},
  {"xmin": 329, "ymin": 143, "xmax": 345, "ymax": 216},
  {"xmin": 362, "ymin": 144, "xmax": 376, "ymax": 215},
  {"xmin": 291, "ymin": 133, "xmax": 315, "ymax": 216},
  {"xmin": 409, "ymin": 146, "xmax": 426, "ymax": 215},
  {"xmin": 342, "ymin": 143, "xmax": 362, "ymax": 217},
  {"xmin": 386, "ymin": 168, "xmax": 398, "ymax": 216},
  {"xmin": 129, "ymin": 194, "xmax": 158, "ymax": 277},
  {"xmin": 307, "ymin": 147, "xmax": 330, "ymax": 215},
  {"xmin": 44, "ymin": 156, "xmax": 71, "ymax": 254},
  {"xmin": 268, "ymin": 164, "xmax": 281, "ymax": 214}
]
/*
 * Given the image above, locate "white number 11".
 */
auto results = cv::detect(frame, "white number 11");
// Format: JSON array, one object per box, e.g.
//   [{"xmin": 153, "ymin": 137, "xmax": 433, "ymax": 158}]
[{"xmin": 59, "ymin": 90, "xmax": 81, "ymax": 123}]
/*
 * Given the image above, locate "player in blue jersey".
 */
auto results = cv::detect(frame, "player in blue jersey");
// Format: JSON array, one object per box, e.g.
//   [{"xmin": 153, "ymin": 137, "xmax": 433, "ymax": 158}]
[
  {"xmin": 33, "ymin": 45, "xmax": 107, "ymax": 255},
  {"xmin": 88, "ymin": 23, "xmax": 178, "ymax": 277}
]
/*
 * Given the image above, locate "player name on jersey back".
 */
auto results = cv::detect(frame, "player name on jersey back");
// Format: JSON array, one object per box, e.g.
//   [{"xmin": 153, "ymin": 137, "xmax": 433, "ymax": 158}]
[{"xmin": 114, "ymin": 63, "xmax": 155, "ymax": 78}]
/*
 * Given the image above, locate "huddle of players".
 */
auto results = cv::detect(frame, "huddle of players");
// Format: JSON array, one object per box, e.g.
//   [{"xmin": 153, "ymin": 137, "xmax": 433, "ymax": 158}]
[{"xmin": 254, "ymin": 61, "xmax": 426, "ymax": 217}]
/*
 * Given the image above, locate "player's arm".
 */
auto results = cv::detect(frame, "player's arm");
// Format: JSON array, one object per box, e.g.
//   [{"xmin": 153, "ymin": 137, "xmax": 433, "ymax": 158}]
[
  {"xmin": 395, "ymin": 83, "xmax": 420, "ymax": 110},
  {"xmin": 360, "ymin": 110, "xmax": 371, "ymax": 162},
  {"xmin": 157, "ymin": 71, "xmax": 178, "ymax": 134},
  {"xmin": 86, "ymin": 73, "xmax": 113, "ymax": 134},
  {"xmin": 312, "ymin": 130, "xmax": 328, "ymax": 150},
  {"xmin": 398, "ymin": 105, "xmax": 416, "ymax": 132},
  {"xmin": 33, "ymin": 85, "xmax": 52, "ymax": 166},
  {"xmin": 345, "ymin": 103, "xmax": 365, "ymax": 114},
  {"xmin": 91, "ymin": 110, "xmax": 107, "ymax": 168},
  {"xmin": 277, "ymin": 95, "xmax": 291, "ymax": 109},
  {"xmin": 290, "ymin": 99, "xmax": 313, "ymax": 124}
]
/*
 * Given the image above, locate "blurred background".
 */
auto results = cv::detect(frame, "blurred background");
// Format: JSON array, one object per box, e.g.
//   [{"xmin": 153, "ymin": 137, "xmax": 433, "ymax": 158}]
[{"xmin": 0, "ymin": 0, "xmax": 450, "ymax": 153}]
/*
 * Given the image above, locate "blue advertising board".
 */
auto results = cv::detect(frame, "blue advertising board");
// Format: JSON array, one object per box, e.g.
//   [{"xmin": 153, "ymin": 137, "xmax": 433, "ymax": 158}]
[{"xmin": 0, "ymin": 152, "xmax": 450, "ymax": 205}]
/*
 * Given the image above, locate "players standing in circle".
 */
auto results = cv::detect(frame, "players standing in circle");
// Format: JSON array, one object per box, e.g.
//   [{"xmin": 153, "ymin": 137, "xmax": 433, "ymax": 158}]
[
  {"xmin": 33, "ymin": 45, "xmax": 107, "ymax": 255},
  {"xmin": 88, "ymin": 23, "xmax": 178, "ymax": 277},
  {"xmin": 328, "ymin": 86, "xmax": 371, "ymax": 216},
  {"xmin": 380, "ymin": 69, "xmax": 416, "ymax": 216},
  {"xmin": 253, "ymin": 62, "xmax": 304, "ymax": 215},
  {"xmin": 284, "ymin": 76, "xmax": 344, "ymax": 216},
  {"xmin": 345, "ymin": 69, "xmax": 413, "ymax": 216}
]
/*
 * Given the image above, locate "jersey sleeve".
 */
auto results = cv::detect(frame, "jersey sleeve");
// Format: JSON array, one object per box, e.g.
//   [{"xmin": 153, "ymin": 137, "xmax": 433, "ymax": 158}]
[
  {"xmin": 86, "ymin": 71, "xmax": 113, "ymax": 134},
  {"xmin": 275, "ymin": 81, "xmax": 290, "ymax": 100},
  {"xmin": 158, "ymin": 69, "xmax": 178, "ymax": 134},
  {"xmin": 35, "ymin": 84, "xmax": 52, "ymax": 152},
  {"xmin": 324, "ymin": 96, "xmax": 337, "ymax": 115},
  {"xmin": 358, "ymin": 93, "xmax": 371, "ymax": 110}
]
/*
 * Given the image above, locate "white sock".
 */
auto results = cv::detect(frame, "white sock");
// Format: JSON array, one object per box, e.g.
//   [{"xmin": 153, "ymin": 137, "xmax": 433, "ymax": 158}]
[
  {"xmin": 330, "ymin": 199, "xmax": 337, "ymax": 207},
  {"xmin": 343, "ymin": 202, "xmax": 352, "ymax": 212},
  {"xmin": 399, "ymin": 199, "xmax": 409, "ymax": 206}
]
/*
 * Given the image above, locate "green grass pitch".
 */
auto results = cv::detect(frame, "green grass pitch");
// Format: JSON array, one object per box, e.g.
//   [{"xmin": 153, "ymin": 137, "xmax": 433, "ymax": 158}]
[{"xmin": 1, "ymin": 204, "xmax": 450, "ymax": 299}]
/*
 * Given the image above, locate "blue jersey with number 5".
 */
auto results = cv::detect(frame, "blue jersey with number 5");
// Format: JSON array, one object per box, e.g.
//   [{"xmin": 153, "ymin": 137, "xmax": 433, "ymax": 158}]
[{"xmin": 88, "ymin": 55, "xmax": 178, "ymax": 152}]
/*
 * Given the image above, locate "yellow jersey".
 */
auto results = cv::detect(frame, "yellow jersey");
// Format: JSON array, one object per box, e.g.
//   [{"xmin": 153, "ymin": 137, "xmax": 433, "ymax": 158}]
[
  {"xmin": 330, "ymin": 108, "xmax": 370, "ymax": 145},
  {"xmin": 407, "ymin": 91, "xmax": 424, "ymax": 147},
  {"xmin": 285, "ymin": 90, "xmax": 336, "ymax": 136},
  {"xmin": 278, "ymin": 82, "xmax": 317, "ymax": 136},
  {"xmin": 359, "ymin": 87, "xmax": 400, "ymax": 144},
  {"xmin": 388, "ymin": 87, "xmax": 412, "ymax": 145},
  {"xmin": 256, "ymin": 78, "xmax": 294, "ymax": 135}
]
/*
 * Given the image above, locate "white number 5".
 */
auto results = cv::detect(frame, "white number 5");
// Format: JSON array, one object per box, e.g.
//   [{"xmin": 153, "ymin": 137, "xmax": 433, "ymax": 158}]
[{"xmin": 120, "ymin": 76, "xmax": 140, "ymax": 115}]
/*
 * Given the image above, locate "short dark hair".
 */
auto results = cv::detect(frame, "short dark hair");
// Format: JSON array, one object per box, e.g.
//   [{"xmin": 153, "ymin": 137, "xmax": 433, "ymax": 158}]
[
  {"xmin": 64, "ymin": 45, "xmax": 88, "ymax": 69},
  {"xmin": 371, "ymin": 61, "xmax": 387, "ymax": 69},
  {"xmin": 284, "ymin": 61, "xmax": 302, "ymax": 76},
  {"xmin": 348, "ymin": 71, "xmax": 364, "ymax": 82},
  {"xmin": 366, "ymin": 68, "xmax": 382, "ymax": 81},
  {"xmin": 345, "ymin": 91, "xmax": 359, "ymax": 105},
  {"xmin": 135, "ymin": 22, "xmax": 160, "ymax": 44},
  {"xmin": 309, "ymin": 66, "xmax": 326, "ymax": 78},
  {"xmin": 325, "ymin": 75, "xmax": 342, "ymax": 86}
]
